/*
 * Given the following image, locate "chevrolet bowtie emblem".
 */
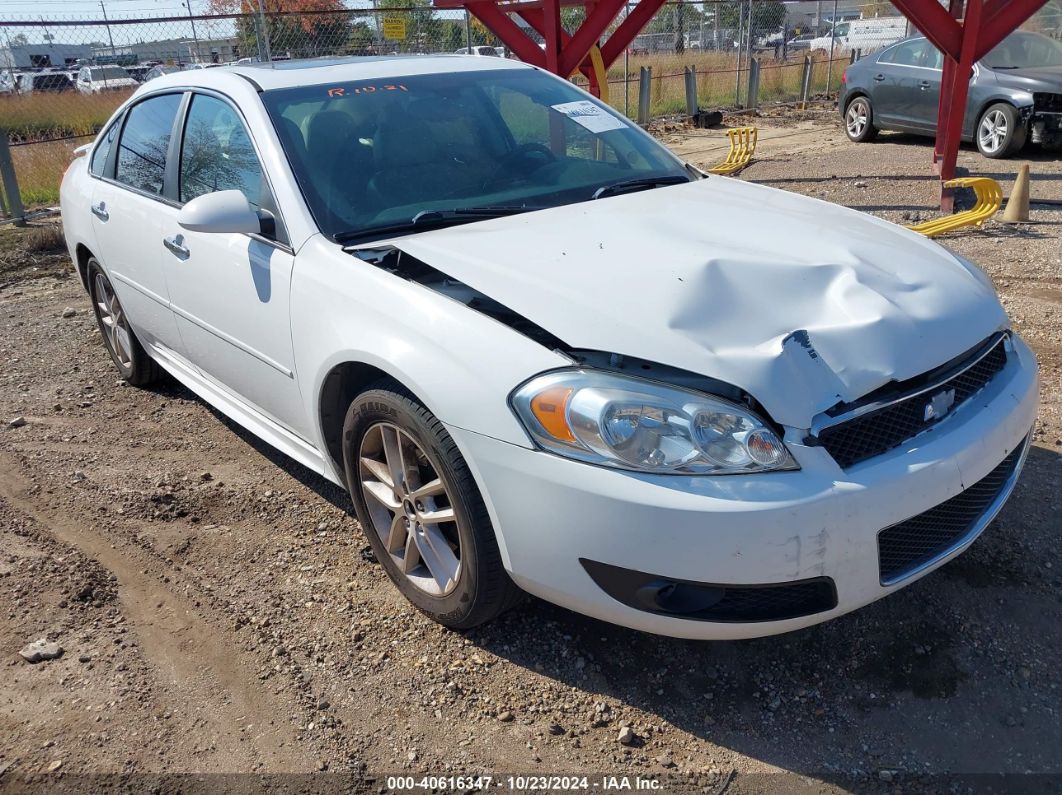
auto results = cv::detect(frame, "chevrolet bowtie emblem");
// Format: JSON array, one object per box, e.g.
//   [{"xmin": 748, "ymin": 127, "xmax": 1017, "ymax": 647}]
[{"xmin": 924, "ymin": 388, "xmax": 957, "ymax": 422}]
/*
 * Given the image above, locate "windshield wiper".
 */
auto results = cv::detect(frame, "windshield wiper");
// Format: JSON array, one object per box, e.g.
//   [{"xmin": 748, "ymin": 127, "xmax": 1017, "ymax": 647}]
[
  {"xmin": 592, "ymin": 175, "xmax": 690, "ymax": 200},
  {"xmin": 334, "ymin": 206, "xmax": 534, "ymax": 245}
]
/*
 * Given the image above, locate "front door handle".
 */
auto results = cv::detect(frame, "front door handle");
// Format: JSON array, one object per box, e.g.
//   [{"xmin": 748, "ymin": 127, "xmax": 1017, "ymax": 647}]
[
  {"xmin": 873, "ymin": 73, "xmax": 886, "ymax": 82},
  {"xmin": 163, "ymin": 235, "xmax": 190, "ymax": 259},
  {"xmin": 919, "ymin": 80, "xmax": 931, "ymax": 90},
  {"xmin": 90, "ymin": 202, "xmax": 109, "ymax": 221}
]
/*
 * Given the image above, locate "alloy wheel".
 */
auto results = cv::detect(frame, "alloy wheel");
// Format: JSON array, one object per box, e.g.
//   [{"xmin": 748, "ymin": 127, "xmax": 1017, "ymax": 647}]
[
  {"xmin": 94, "ymin": 272, "xmax": 133, "ymax": 369},
  {"xmin": 846, "ymin": 100, "xmax": 868, "ymax": 137},
  {"xmin": 358, "ymin": 422, "xmax": 462, "ymax": 596},
  {"xmin": 978, "ymin": 109, "xmax": 1008, "ymax": 154}
]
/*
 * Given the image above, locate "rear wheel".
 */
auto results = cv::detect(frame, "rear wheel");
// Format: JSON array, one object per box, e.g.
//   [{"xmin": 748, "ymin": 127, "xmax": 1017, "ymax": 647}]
[
  {"xmin": 342, "ymin": 383, "xmax": 522, "ymax": 629},
  {"xmin": 976, "ymin": 103, "xmax": 1026, "ymax": 159},
  {"xmin": 87, "ymin": 258, "xmax": 161, "ymax": 386},
  {"xmin": 844, "ymin": 96, "xmax": 878, "ymax": 143}
]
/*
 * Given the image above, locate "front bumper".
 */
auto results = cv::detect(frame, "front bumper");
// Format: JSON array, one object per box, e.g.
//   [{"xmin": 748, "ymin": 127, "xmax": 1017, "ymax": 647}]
[{"xmin": 449, "ymin": 334, "xmax": 1039, "ymax": 640}]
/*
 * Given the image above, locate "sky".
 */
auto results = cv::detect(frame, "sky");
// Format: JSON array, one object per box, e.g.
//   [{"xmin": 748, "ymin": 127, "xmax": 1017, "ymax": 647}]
[{"xmin": 0, "ymin": 0, "xmax": 213, "ymax": 20}]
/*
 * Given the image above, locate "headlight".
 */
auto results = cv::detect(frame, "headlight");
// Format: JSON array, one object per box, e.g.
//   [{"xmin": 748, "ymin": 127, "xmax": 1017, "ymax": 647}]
[{"xmin": 511, "ymin": 370, "xmax": 798, "ymax": 475}]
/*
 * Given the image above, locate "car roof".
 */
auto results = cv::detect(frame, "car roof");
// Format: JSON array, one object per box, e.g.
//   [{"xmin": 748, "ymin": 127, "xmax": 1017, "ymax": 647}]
[{"xmin": 142, "ymin": 54, "xmax": 535, "ymax": 94}]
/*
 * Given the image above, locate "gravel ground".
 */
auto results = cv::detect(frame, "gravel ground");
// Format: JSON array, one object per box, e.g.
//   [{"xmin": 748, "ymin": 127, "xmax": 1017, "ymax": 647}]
[{"xmin": 0, "ymin": 118, "xmax": 1060, "ymax": 794}]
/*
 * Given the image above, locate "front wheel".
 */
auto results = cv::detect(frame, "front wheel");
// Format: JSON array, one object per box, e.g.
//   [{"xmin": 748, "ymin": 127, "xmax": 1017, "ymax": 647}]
[
  {"xmin": 342, "ymin": 383, "xmax": 522, "ymax": 629},
  {"xmin": 976, "ymin": 103, "xmax": 1026, "ymax": 159},
  {"xmin": 844, "ymin": 96, "xmax": 878, "ymax": 143}
]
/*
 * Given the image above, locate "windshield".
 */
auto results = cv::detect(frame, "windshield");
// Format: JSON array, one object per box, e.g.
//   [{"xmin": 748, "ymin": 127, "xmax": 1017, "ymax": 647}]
[
  {"xmin": 91, "ymin": 66, "xmax": 130, "ymax": 80},
  {"xmin": 983, "ymin": 31, "xmax": 1062, "ymax": 69},
  {"xmin": 261, "ymin": 67, "xmax": 689, "ymax": 239}
]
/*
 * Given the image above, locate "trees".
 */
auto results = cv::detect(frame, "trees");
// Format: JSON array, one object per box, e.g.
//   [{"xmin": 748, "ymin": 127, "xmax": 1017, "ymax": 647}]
[{"xmin": 207, "ymin": 0, "xmax": 351, "ymax": 58}]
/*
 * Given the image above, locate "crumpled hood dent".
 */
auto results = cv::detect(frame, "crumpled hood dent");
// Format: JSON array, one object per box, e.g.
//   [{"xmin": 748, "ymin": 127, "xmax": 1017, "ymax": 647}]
[{"xmin": 391, "ymin": 179, "xmax": 1008, "ymax": 430}]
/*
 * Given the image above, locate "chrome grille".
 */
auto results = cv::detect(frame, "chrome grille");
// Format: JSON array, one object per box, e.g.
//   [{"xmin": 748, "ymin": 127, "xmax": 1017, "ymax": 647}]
[{"xmin": 816, "ymin": 335, "xmax": 1008, "ymax": 469}]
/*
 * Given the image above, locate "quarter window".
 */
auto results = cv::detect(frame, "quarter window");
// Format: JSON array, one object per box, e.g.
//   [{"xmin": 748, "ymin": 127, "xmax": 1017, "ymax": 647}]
[
  {"xmin": 115, "ymin": 93, "xmax": 182, "ymax": 196},
  {"xmin": 90, "ymin": 118, "xmax": 120, "ymax": 177},
  {"xmin": 179, "ymin": 94, "xmax": 264, "ymax": 207}
]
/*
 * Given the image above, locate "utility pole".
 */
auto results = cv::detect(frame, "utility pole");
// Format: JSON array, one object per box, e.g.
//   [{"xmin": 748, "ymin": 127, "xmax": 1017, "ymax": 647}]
[
  {"xmin": 99, "ymin": 1, "xmax": 117, "ymax": 59},
  {"xmin": 255, "ymin": 0, "xmax": 272, "ymax": 62},
  {"xmin": 185, "ymin": 0, "xmax": 201, "ymax": 62}
]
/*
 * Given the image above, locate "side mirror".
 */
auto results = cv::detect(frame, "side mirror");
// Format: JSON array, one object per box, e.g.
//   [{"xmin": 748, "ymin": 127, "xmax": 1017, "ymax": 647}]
[{"xmin": 178, "ymin": 189, "xmax": 263, "ymax": 235}]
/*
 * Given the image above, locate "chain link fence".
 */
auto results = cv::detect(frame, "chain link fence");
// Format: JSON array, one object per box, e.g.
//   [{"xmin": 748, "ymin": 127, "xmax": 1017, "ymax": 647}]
[{"xmin": 1, "ymin": 1, "xmax": 1060, "ymax": 215}]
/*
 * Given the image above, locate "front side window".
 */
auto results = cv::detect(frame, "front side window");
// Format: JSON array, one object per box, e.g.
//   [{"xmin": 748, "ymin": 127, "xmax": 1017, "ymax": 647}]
[
  {"xmin": 91, "ymin": 118, "xmax": 120, "ymax": 177},
  {"xmin": 262, "ymin": 68, "xmax": 688, "ymax": 239},
  {"xmin": 115, "ymin": 93, "xmax": 182, "ymax": 196},
  {"xmin": 179, "ymin": 93, "xmax": 265, "ymax": 207},
  {"xmin": 983, "ymin": 31, "xmax": 1062, "ymax": 69}
]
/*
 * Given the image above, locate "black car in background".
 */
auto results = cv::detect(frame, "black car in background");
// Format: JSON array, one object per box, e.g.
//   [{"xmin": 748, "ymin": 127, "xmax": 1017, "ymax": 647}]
[{"xmin": 840, "ymin": 30, "xmax": 1062, "ymax": 158}]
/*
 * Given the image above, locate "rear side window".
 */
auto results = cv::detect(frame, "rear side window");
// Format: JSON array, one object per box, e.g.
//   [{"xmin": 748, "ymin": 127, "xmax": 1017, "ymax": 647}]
[
  {"xmin": 90, "ymin": 119, "xmax": 120, "ymax": 177},
  {"xmin": 179, "ymin": 94, "xmax": 264, "ymax": 206},
  {"xmin": 116, "ymin": 93, "xmax": 182, "ymax": 196},
  {"xmin": 881, "ymin": 39, "xmax": 927, "ymax": 67}
]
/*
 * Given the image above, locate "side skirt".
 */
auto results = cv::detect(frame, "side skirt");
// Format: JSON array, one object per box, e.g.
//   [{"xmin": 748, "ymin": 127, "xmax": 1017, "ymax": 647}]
[{"xmin": 145, "ymin": 342, "xmax": 342, "ymax": 487}]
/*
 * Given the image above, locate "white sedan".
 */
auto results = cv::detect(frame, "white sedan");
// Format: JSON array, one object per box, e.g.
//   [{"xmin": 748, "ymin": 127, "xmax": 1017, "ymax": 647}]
[{"xmin": 60, "ymin": 56, "xmax": 1037, "ymax": 639}]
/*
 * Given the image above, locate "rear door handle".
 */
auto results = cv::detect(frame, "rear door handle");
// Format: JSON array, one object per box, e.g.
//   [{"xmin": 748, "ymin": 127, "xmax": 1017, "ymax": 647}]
[
  {"xmin": 919, "ymin": 80, "xmax": 932, "ymax": 90},
  {"xmin": 873, "ymin": 73, "xmax": 886, "ymax": 82},
  {"xmin": 90, "ymin": 202, "xmax": 109, "ymax": 221},
  {"xmin": 163, "ymin": 235, "xmax": 190, "ymax": 259}
]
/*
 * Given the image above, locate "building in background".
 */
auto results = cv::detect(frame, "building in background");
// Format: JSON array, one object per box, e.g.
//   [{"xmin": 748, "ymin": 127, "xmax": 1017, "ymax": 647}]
[
  {"xmin": 0, "ymin": 41, "xmax": 93, "ymax": 69},
  {"xmin": 92, "ymin": 36, "xmax": 240, "ymax": 65}
]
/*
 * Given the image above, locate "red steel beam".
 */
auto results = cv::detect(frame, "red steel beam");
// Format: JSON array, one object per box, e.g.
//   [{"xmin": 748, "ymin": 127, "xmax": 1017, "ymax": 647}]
[
  {"xmin": 889, "ymin": 0, "xmax": 962, "ymax": 58},
  {"xmin": 558, "ymin": 0, "xmax": 626, "ymax": 76},
  {"xmin": 977, "ymin": 0, "xmax": 1047, "ymax": 59},
  {"xmin": 465, "ymin": 2, "xmax": 546, "ymax": 68},
  {"xmin": 599, "ymin": 0, "xmax": 667, "ymax": 68}
]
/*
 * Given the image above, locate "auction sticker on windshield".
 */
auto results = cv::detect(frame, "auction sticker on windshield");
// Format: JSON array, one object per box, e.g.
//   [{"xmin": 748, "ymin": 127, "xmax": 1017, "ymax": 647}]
[{"xmin": 551, "ymin": 100, "xmax": 626, "ymax": 133}]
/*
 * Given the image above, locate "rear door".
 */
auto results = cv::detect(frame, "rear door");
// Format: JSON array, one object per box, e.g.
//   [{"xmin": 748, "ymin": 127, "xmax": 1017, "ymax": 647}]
[
  {"xmin": 158, "ymin": 91, "xmax": 307, "ymax": 437},
  {"xmin": 873, "ymin": 39, "xmax": 931, "ymax": 128},
  {"xmin": 89, "ymin": 92, "xmax": 184, "ymax": 354},
  {"xmin": 909, "ymin": 43, "xmax": 943, "ymax": 129}
]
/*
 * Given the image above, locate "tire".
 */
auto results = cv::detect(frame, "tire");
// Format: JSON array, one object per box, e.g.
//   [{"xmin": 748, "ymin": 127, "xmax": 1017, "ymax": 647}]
[
  {"xmin": 87, "ymin": 258, "xmax": 162, "ymax": 386},
  {"xmin": 844, "ymin": 95, "xmax": 878, "ymax": 143},
  {"xmin": 976, "ymin": 103, "xmax": 1026, "ymax": 159},
  {"xmin": 342, "ymin": 382, "xmax": 523, "ymax": 629}
]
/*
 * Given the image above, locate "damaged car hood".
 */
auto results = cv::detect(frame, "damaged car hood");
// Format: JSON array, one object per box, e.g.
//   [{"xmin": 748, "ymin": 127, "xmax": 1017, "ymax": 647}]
[{"xmin": 388, "ymin": 178, "xmax": 1008, "ymax": 429}]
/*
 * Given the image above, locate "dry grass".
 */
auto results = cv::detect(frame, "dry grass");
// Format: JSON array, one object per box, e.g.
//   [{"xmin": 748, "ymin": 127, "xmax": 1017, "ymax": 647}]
[
  {"xmin": 10, "ymin": 139, "xmax": 83, "ymax": 207},
  {"xmin": 586, "ymin": 51, "xmax": 847, "ymax": 117},
  {"xmin": 0, "ymin": 90, "xmax": 131, "ymax": 142},
  {"xmin": 22, "ymin": 223, "xmax": 66, "ymax": 254}
]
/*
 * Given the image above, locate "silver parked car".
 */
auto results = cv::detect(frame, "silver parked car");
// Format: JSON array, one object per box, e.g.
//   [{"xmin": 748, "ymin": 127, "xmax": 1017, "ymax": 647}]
[{"xmin": 840, "ymin": 31, "xmax": 1062, "ymax": 158}]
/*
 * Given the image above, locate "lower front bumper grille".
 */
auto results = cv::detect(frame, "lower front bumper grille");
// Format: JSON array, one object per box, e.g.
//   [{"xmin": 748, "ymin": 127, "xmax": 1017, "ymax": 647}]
[
  {"xmin": 877, "ymin": 438, "xmax": 1028, "ymax": 585},
  {"xmin": 580, "ymin": 559, "xmax": 837, "ymax": 623}
]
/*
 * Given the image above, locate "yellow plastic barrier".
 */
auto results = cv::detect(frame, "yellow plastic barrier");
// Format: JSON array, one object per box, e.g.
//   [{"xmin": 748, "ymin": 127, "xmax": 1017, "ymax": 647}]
[
  {"xmin": 707, "ymin": 127, "xmax": 758, "ymax": 175},
  {"xmin": 907, "ymin": 177, "xmax": 1003, "ymax": 238}
]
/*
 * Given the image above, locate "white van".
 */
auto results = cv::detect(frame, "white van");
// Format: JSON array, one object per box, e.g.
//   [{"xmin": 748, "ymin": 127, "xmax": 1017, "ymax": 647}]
[{"xmin": 811, "ymin": 17, "xmax": 908, "ymax": 55}]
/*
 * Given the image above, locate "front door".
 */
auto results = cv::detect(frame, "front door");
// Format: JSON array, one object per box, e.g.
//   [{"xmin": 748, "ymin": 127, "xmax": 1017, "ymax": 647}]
[{"xmin": 159, "ymin": 92, "xmax": 307, "ymax": 438}]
